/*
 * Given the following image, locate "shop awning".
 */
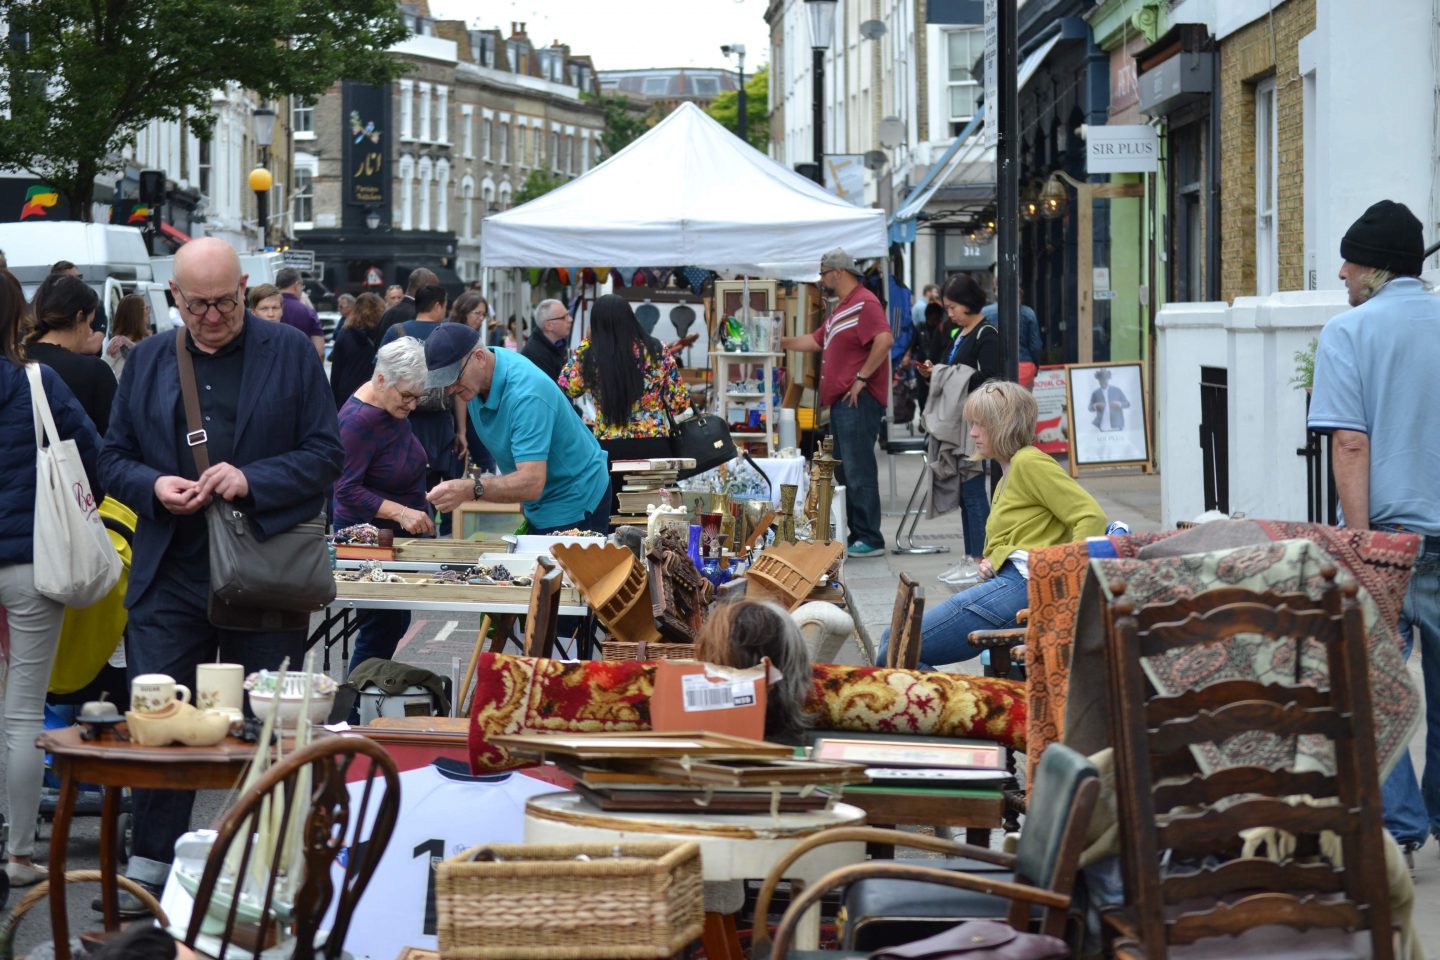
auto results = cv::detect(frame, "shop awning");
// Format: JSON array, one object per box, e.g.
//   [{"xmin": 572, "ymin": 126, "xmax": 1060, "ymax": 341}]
[{"xmin": 889, "ymin": 108, "xmax": 987, "ymax": 243}]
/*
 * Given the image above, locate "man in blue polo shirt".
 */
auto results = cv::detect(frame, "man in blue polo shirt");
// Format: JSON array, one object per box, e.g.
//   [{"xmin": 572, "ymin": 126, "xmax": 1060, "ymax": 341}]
[
  {"xmin": 1309, "ymin": 198, "xmax": 1440, "ymax": 864},
  {"xmin": 422, "ymin": 323, "xmax": 610, "ymax": 533}
]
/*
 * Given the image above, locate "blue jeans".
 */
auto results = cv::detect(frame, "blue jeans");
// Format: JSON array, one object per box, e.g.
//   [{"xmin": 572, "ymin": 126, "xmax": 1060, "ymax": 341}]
[
  {"xmin": 1379, "ymin": 536, "xmax": 1440, "ymax": 847},
  {"xmin": 877, "ymin": 561, "xmax": 1029, "ymax": 668},
  {"xmin": 830, "ymin": 393, "xmax": 885, "ymax": 549},
  {"xmin": 349, "ymin": 609, "xmax": 412, "ymax": 677},
  {"xmin": 960, "ymin": 473, "xmax": 990, "ymax": 558},
  {"xmin": 123, "ymin": 564, "xmax": 308, "ymax": 885}
]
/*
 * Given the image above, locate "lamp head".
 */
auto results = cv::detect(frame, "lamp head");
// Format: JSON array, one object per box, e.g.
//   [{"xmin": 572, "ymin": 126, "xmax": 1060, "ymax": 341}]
[{"xmin": 248, "ymin": 167, "xmax": 274, "ymax": 193}]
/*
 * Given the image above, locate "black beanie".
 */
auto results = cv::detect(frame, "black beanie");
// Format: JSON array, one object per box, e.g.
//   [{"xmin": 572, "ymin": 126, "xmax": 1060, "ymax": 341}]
[{"xmin": 1340, "ymin": 200, "xmax": 1424, "ymax": 276}]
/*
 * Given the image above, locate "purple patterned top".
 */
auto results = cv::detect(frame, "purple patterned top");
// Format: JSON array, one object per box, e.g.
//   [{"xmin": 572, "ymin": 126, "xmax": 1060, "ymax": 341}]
[{"xmin": 335, "ymin": 396, "xmax": 429, "ymax": 530}]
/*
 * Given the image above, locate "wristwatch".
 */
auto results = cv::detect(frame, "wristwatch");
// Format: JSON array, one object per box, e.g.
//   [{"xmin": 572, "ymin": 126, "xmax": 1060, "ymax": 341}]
[
  {"xmin": 854, "ymin": 373, "xmax": 870, "ymax": 383},
  {"xmin": 472, "ymin": 476, "xmax": 486, "ymax": 501}
]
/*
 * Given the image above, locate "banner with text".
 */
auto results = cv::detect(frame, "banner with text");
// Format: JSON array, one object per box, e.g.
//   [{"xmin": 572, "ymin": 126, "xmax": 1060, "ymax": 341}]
[{"xmin": 344, "ymin": 82, "xmax": 388, "ymax": 208}]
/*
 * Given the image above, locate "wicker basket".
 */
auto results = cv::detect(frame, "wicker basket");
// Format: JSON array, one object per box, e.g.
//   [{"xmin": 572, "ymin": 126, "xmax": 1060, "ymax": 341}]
[
  {"xmin": 436, "ymin": 841, "xmax": 704, "ymax": 959},
  {"xmin": 601, "ymin": 638, "xmax": 696, "ymax": 662}
]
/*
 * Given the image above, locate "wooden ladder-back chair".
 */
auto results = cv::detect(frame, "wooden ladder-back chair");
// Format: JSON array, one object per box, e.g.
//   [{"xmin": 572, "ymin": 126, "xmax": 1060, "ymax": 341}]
[
  {"xmin": 885, "ymin": 573, "xmax": 925, "ymax": 669},
  {"xmin": 181, "ymin": 735, "xmax": 401, "ymax": 960},
  {"xmin": 1101, "ymin": 570, "xmax": 1397, "ymax": 959},
  {"xmin": 521, "ymin": 555, "xmax": 565, "ymax": 658}
]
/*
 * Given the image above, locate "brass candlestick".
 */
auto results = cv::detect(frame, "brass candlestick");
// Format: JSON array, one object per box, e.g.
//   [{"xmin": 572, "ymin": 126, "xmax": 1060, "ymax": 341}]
[
  {"xmin": 810, "ymin": 436, "xmax": 842, "ymax": 544},
  {"xmin": 778, "ymin": 484, "xmax": 799, "ymax": 543}
]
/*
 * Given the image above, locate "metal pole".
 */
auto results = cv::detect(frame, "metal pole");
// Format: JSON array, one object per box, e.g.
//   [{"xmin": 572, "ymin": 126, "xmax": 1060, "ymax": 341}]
[
  {"xmin": 995, "ymin": 0, "xmax": 1020, "ymax": 382},
  {"xmin": 812, "ymin": 48, "xmax": 825, "ymax": 184},
  {"xmin": 737, "ymin": 52, "xmax": 748, "ymax": 145}
]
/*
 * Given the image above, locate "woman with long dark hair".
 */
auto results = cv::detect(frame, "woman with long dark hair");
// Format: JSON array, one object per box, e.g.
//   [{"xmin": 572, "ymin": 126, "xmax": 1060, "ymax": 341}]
[
  {"xmin": 25, "ymin": 274, "xmax": 116, "ymax": 434},
  {"xmin": 558, "ymin": 293, "xmax": 691, "ymax": 463},
  {"xmin": 329, "ymin": 291, "xmax": 386, "ymax": 409},
  {"xmin": 0, "ymin": 268, "xmax": 106, "ymax": 886}
]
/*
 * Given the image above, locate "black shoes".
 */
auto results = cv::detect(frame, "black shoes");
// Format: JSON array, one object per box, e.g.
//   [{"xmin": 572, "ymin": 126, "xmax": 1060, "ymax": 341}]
[{"xmin": 91, "ymin": 881, "xmax": 161, "ymax": 919}]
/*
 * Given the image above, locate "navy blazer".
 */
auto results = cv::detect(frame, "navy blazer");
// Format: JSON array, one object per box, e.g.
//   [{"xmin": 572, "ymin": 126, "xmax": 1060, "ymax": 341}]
[{"xmin": 100, "ymin": 316, "xmax": 343, "ymax": 605}]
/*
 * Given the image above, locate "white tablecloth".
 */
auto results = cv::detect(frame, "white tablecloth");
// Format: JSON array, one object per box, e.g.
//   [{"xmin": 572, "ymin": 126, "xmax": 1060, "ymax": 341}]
[{"xmin": 751, "ymin": 456, "xmax": 808, "ymax": 507}]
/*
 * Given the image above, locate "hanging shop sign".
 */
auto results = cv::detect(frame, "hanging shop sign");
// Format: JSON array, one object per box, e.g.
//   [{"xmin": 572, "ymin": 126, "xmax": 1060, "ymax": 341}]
[{"xmin": 1086, "ymin": 124, "xmax": 1159, "ymax": 174}]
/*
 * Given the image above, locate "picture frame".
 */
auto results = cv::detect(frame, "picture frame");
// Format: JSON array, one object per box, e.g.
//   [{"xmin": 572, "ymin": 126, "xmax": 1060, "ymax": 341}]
[
  {"xmin": 1063, "ymin": 361, "xmax": 1153, "ymax": 476},
  {"xmin": 451, "ymin": 499, "xmax": 524, "ymax": 541}
]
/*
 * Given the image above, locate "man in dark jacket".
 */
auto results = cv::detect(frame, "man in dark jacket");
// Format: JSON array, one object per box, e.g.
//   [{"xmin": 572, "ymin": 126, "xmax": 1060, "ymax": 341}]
[
  {"xmin": 377, "ymin": 267, "xmax": 438, "ymax": 340},
  {"xmin": 520, "ymin": 298, "xmax": 572, "ymax": 383},
  {"xmin": 99, "ymin": 237, "xmax": 343, "ymax": 914}
]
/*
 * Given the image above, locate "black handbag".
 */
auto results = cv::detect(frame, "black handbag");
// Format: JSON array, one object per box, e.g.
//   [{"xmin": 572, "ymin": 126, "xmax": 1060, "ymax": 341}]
[
  {"xmin": 668, "ymin": 410, "xmax": 738, "ymax": 480},
  {"xmin": 175, "ymin": 329, "xmax": 336, "ymax": 630}
]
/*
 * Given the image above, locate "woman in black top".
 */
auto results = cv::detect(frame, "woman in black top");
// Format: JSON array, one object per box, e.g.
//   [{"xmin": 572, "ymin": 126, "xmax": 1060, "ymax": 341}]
[
  {"xmin": 918, "ymin": 272, "xmax": 996, "ymax": 558},
  {"xmin": 25, "ymin": 275, "xmax": 116, "ymax": 435},
  {"xmin": 329, "ymin": 291, "xmax": 385, "ymax": 409}
]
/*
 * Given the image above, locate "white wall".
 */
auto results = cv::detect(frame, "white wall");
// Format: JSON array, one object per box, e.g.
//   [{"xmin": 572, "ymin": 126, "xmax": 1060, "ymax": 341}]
[
  {"xmin": 1311, "ymin": 1, "xmax": 1439, "ymax": 285},
  {"xmin": 1156, "ymin": 291, "xmax": 1348, "ymax": 529}
]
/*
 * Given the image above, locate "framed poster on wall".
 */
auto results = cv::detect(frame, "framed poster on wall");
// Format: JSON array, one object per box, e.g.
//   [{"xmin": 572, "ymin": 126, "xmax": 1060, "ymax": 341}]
[
  {"xmin": 712, "ymin": 280, "xmax": 777, "ymax": 328},
  {"xmin": 1063, "ymin": 361, "xmax": 1152, "ymax": 476}
]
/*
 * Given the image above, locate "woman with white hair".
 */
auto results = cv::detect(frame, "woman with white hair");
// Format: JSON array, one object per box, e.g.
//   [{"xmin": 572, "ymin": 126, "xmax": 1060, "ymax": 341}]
[
  {"xmin": 335, "ymin": 336, "xmax": 436, "ymax": 673},
  {"xmin": 695, "ymin": 598, "xmax": 814, "ymax": 745},
  {"xmin": 878, "ymin": 380, "xmax": 1106, "ymax": 669}
]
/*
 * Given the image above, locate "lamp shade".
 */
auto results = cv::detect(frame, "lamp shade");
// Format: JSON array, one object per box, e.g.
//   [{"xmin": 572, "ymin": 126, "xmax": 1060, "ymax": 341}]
[
  {"xmin": 248, "ymin": 167, "xmax": 274, "ymax": 193},
  {"xmin": 1040, "ymin": 175, "xmax": 1068, "ymax": 219},
  {"xmin": 251, "ymin": 107, "xmax": 276, "ymax": 148},
  {"xmin": 365, "ymin": 208, "xmax": 381, "ymax": 230},
  {"xmin": 805, "ymin": 0, "xmax": 838, "ymax": 50}
]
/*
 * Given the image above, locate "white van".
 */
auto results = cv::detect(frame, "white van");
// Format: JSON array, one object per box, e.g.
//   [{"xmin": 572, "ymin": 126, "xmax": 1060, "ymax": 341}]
[{"xmin": 0, "ymin": 221, "xmax": 172, "ymax": 333}]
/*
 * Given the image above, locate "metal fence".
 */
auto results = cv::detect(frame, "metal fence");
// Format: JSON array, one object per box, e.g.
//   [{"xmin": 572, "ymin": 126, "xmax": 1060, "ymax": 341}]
[{"xmin": 1296, "ymin": 395, "xmax": 1340, "ymax": 525}]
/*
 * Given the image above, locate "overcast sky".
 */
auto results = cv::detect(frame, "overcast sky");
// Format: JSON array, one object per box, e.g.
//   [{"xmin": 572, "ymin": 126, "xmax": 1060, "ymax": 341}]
[{"xmin": 427, "ymin": 0, "xmax": 773, "ymax": 72}]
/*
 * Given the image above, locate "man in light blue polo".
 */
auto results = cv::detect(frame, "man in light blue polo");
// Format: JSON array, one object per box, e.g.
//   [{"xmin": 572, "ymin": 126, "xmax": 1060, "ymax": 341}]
[
  {"xmin": 422, "ymin": 323, "xmax": 610, "ymax": 533},
  {"xmin": 1309, "ymin": 198, "xmax": 1440, "ymax": 864}
]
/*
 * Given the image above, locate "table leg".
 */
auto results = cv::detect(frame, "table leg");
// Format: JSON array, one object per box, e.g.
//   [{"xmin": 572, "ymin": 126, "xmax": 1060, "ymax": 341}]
[
  {"xmin": 49, "ymin": 763, "xmax": 79, "ymax": 960},
  {"xmin": 787, "ymin": 878, "xmax": 824, "ymax": 951},
  {"xmin": 98, "ymin": 786, "xmax": 121, "ymax": 930},
  {"xmin": 700, "ymin": 912, "xmax": 741, "ymax": 960}
]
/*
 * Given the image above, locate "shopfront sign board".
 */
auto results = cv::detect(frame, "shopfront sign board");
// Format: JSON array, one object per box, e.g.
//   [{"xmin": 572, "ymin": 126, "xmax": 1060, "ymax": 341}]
[{"xmin": 1086, "ymin": 124, "xmax": 1158, "ymax": 174}]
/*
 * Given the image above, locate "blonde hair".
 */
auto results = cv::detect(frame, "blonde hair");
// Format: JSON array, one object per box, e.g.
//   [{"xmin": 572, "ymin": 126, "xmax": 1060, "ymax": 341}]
[
  {"xmin": 247, "ymin": 284, "xmax": 282, "ymax": 310},
  {"xmin": 962, "ymin": 380, "xmax": 1037, "ymax": 461},
  {"xmin": 694, "ymin": 598, "xmax": 813, "ymax": 744},
  {"xmin": 1356, "ymin": 267, "xmax": 1395, "ymax": 304}
]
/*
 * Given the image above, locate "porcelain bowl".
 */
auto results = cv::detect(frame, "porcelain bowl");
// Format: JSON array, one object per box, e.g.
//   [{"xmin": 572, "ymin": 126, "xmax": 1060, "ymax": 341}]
[{"xmin": 244, "ymin": 671, "xmax": 338, "ymax": 729}]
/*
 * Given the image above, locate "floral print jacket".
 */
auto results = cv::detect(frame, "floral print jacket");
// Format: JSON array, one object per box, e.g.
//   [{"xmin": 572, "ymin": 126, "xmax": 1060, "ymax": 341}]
[{"xmin": 558, "ymin": 339, "xmax": 692, "ymax": 439}]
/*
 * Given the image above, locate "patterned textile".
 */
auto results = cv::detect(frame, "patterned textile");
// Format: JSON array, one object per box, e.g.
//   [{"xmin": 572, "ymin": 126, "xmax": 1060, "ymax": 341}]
[
  {"xmin": 558, "ymin": 339, "xmax": 692, "ymax": 439},
  {"xmin": 1022, "ymin": 522, "xmax": 1420, "ymax": 787},
  {"xmin": 467, "ymin": 653, "xmax": 1028, "ymax": 772},
  {"xmin": 1077, "ymin": 539, "xmax": 1419, "ymax": 777}
]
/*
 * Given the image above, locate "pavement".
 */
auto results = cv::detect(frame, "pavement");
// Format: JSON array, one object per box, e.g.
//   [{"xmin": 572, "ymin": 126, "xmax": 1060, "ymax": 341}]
[{"xmin": 0, "ymin": 450, "xmax": 1435, "ymax": 957}]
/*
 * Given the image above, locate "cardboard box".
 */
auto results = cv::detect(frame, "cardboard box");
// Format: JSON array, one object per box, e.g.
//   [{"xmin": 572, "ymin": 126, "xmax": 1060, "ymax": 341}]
[{"xmin": 650, "ymin": 660, "xmax": 769, "ymax": 741}]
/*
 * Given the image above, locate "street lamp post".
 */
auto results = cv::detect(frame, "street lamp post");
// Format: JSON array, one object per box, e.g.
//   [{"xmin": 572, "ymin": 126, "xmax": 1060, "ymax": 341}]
[
  {"xmin": 805, "ymin": 0, "xmax": 837, "ymax": 186},
  {"xmin": 722, "ymin": 43, "xmax": 747, "ymax": 144},
  {"xmin": 250, "ymin": 106, "xmax": 276, "ymax": 250}
]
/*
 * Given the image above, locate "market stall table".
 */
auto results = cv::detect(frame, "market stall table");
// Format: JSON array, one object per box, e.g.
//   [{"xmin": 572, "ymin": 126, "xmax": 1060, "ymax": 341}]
[
  {"xmin": 524, "ymin": 791, "xmax": 866, "ymax": 956},
  {"xmin": 309, "ymin": 577, "xmax": 590, "ymax": 672},
  {"xmin": 36, "ymin": 726, "xmax": 263, "ymax": 960}
]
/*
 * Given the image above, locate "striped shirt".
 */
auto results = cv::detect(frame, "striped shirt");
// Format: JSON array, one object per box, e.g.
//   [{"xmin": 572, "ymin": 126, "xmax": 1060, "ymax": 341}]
[{"xmin": 811, "ymin": 284, "xmax": 889, "ymax": 407}]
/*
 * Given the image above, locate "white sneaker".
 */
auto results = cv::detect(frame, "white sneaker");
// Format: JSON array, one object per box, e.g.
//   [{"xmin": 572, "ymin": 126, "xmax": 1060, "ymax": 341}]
[
  {"xmin": 7, "ymin": 860, "xmax": 48, "ymax": 886},
  {"xmin": 937, "ymin": 558, "xmax": 983, "ymax": 585}
]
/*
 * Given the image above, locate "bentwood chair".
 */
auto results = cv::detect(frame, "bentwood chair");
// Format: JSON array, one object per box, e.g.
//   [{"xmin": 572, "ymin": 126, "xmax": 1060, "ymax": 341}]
[
  {"xmin": 181, "ymin": 735, "xmax": 400, "ymax": 960},
  {"xmin": 750, "ymin": 743, "xmax": 1099, "ymax": 958},
  {"xmin": 885, "ymin": 573, "xmax": 925, "ymax": 670},
  {"xmin": 1101, "ymin": 571, "xmax": 1398, "ymax": 959}
]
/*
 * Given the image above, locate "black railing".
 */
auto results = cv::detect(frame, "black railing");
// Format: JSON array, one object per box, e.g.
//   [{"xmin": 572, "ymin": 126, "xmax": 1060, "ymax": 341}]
[
  {"xmin": 1296, "ymin": 395, "xmax": 1339, "ymax": 525},
  {"xmin": 1198, "ymin": 366, "xmax": 1229, "ymax": 514}
]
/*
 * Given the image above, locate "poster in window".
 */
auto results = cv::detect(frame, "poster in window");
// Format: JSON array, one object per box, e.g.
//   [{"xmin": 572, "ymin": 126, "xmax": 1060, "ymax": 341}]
[
  {"xmin": 344, "ymin": 82, "xmax": 388, "ymax": 208},
  {"xmin": 1032, "ymin": 365, "xmax": 1068, "ymax": 456},
  {"xmin": 1064, "ymin": 361, "xmax": 1150, "ymax": 473}
]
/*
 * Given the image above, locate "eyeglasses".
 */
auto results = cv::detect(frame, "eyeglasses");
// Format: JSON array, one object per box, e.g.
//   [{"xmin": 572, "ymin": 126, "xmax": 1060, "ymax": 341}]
[
  {"xmin": 174, "ymin": 286, "xmax": 243, "ymax": 318},
  {"xmin": 392, "ymin": 383, "xmax": 425, "ymax": 405}
]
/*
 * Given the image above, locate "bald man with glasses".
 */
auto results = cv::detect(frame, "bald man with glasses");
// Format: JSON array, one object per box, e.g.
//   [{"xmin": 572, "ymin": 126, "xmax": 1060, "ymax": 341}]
[{"xmin": 98, "ymin": 237, "xmax": 343, "ymax": 916}]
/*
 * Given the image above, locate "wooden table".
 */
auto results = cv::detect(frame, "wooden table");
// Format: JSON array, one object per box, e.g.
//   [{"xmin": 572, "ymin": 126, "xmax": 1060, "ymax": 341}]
[
  {"xmin": 36, "ymin": 727, "xmax": 260, "ymax": 960},
  {"xmin": 525, "ymin": 792, "xmax": 866, "ymax": 958}
]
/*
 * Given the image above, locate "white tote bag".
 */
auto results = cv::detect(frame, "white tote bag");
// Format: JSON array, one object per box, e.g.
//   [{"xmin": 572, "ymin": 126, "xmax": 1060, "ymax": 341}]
[{"xmin": 28, "ymin": 364, "xmax": 121, "ymax": 607}]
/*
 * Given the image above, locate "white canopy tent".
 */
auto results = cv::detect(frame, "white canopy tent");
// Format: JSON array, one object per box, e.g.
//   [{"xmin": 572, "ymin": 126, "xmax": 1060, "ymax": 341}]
[{"xmin": 480, "ymin": 102, "xmax": 888, "ymax": 280}]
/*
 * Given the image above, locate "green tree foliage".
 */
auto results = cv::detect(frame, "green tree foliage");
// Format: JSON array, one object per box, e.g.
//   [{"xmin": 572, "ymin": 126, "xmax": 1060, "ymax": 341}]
[
  {"xmin": 0, "ymin": 0, "xmax": 409, "ymax": 217},
  {"xmin": 513, "ymin": 168, "xmax": 565, "ymax": 206},
  {"xmin": 582, "ymin": 91, "xmax": 653, "ymax": 159},
  {"xmin": 707, "ymin": 66, "xmax": 769, "ymax": 150}
]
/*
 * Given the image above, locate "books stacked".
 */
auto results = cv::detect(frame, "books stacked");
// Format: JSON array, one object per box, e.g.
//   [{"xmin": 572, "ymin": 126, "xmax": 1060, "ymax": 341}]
[
  {"xmin": 490, "ymin": 731, "xmax": 870, "ymax": 814},
  {"xmin": 610, "ymin": 457, "xmax": 695, "ymax": 526}
]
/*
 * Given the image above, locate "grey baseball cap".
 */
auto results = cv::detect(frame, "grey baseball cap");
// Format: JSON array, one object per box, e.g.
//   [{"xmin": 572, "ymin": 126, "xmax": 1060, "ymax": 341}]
[
  {"xmin": 423, "ymin": 323, "xmax": 481, "ymax": 389},
  {"xmin": 820, "ymin": 247, "xmax": 864, "ymax": 278}
]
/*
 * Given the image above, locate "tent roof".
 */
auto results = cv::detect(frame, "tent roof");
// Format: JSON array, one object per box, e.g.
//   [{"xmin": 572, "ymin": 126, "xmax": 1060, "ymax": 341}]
[{"xmin": 480, "ymin": 102, "xmax": 887, "ymax": 279}]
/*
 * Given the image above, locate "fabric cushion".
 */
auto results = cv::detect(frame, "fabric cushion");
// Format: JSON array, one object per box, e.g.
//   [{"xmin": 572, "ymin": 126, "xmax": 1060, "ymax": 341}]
[{"xmin": 468, "ymin": 654, "xmax": 1027, "ymax": 772}]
